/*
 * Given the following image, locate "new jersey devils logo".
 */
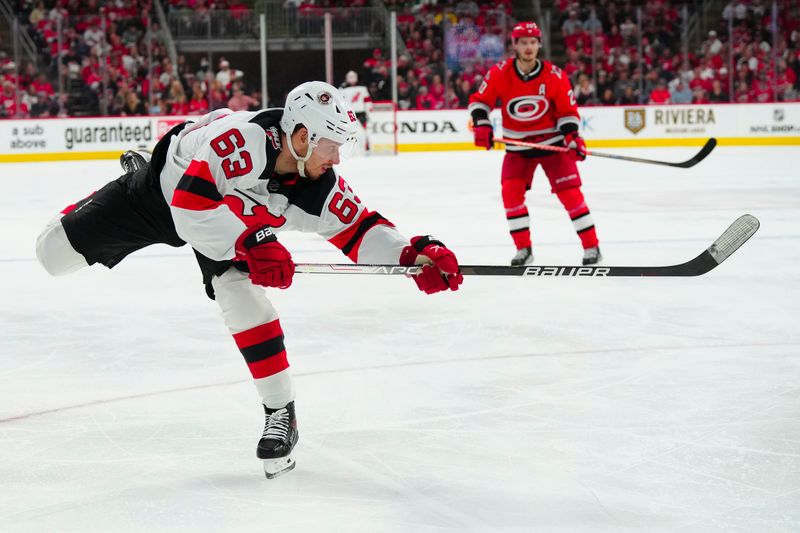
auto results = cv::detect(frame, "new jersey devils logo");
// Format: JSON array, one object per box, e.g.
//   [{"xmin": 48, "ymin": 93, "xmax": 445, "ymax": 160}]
[
  {"xmin": 506, "ymin": 96, "xmax": 549, "ymax": 122},
  {"xmin": 223, "ymin": 195, "xmax": 287, "ymax": 229}
]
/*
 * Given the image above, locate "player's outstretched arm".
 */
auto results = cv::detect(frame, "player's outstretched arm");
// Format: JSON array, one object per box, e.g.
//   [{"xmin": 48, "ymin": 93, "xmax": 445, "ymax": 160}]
[{"xmin": 316, "ymin": 175, "xmax": 462, "ymax": 294}]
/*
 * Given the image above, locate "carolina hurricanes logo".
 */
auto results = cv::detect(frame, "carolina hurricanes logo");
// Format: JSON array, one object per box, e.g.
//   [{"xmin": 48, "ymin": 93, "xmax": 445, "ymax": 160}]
[
  {"xmin": 317, "ymin": 91, "xmax": 332, "ymax": 105},
  {"xmin": 223, "ymin": 195, "xmax": 287, "ymax": 229},
  {"xmin": 506, "ymin": 95, "xmax": 549, "ymax": 122}
]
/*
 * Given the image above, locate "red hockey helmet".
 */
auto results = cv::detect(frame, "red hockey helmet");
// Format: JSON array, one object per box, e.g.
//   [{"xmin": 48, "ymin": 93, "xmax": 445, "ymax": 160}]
[{"xmin": 511, "ymin": 22, "xmax": 542, "ymax": 41}]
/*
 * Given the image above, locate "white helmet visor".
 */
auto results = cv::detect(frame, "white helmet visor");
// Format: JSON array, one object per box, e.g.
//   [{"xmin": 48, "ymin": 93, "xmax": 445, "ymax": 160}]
[{"xmin": 313, "ymin": 135, "xmax": 356, "ymax": 162}]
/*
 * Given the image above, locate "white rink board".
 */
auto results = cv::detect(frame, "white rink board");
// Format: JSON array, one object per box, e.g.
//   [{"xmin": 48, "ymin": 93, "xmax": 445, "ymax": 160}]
[
  {"xmin": 0, "ymin": 145, "xmax": 799, "ymax": 532},
  {"xmin": 1, "ymin": 103, "xmax": 799, "ymax": 163},
  {"xmin": 368, "ymin": 102, "xmax": 800, "ymax": 150}
]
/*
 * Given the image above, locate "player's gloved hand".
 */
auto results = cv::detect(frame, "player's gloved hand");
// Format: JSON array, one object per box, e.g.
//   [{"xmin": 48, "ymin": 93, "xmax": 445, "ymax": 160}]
[
  {"xmin": 234, "ymin": 225, "xmax": 295, "ymax": 289},
  {"xmin": 399, "ymin": 235, "xmax": 463, "ymax": 295},
  {"xmin": 473, "ymin": 119, "xmax": 493, "ymax": 150},
  {"xmin": 564, "ymin": 132, "xmax": 587, "ymax": 161}
]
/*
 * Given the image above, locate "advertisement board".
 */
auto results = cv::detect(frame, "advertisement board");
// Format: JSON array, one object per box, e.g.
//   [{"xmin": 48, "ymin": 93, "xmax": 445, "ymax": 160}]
[
  {"xmin": 577, "ymin": 103, "xmax": 800, "ymax": 147},
  {"xmin": 1, "ymin": 103, "xmax": 798, "ymax": 162},
  {"xmin": 0, "ymin": 116, "xmax": 186, "ymax": 162},
  {"xmin": 370, "ymin": 102, "xmax": 800, "ymax": 152}
]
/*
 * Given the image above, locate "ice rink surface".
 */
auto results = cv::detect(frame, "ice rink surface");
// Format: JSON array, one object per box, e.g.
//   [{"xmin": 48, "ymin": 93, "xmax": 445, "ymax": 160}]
[{"xmin": 1, "ymin": 146, "xmax": 799, "ymax": 532}]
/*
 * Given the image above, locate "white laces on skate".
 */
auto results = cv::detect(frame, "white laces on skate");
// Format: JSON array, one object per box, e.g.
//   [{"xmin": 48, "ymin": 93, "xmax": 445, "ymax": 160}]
[{"xmin": 263, "ymin": 408, "xmax": 291, "ymax": 441}]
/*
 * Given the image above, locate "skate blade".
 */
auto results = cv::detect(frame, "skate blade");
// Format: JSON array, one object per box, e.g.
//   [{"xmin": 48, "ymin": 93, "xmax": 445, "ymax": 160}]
[{"xmin": 263, "ymin": 455, "xmax": 296, "ymax": 479}]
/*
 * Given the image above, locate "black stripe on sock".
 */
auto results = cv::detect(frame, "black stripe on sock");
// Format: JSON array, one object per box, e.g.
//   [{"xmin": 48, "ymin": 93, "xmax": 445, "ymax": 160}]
[{"xmin": 239, "ymin": 336, "xmax": 286, "ymax": 364}]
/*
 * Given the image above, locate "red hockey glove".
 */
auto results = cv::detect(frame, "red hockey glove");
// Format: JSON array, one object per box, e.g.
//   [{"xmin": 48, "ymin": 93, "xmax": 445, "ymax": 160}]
[
  {"xmin": 473, "ymin": 119, "xmax": 493, "ymax": 150},
  {"xmin": 234, "ymin": 225, "xmax": 295, "ymax": 289},
  {"xmin": 564, "ymin": 132, "xmax": 587, "ymax": 161},
  {"xmin": 399, "ymin": 235, "xmax": 463, "ymax": 295}
]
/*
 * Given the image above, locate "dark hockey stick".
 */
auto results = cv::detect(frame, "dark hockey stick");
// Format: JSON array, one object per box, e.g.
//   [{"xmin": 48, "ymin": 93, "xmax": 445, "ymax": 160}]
[
  {"xmin": 494, "ymin": 137, "xmax": 717, "ymax": 169},
  {"xmin": 296, "ymin": 215, "xmax": 759, "ymax": 278}
]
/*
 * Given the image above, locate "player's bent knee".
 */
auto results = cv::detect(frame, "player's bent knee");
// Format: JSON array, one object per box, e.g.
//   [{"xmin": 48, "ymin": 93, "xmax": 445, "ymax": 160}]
[
  {"xmin": 35, "ymin": 218, "xmax": 88, "ymax": 276},
  {"xmin": 212, "ymin": 268, "xmax": 278, "ymax": 333}
]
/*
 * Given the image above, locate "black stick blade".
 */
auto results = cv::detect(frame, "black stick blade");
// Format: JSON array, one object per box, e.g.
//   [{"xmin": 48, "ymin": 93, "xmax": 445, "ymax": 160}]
[
  {"xmin": 672, "ymin": 137, "xmax": 717, "ymax": 168},
  {"xmin": 590, "ymin": 137, "xmax": 718, "ymax": 168}
]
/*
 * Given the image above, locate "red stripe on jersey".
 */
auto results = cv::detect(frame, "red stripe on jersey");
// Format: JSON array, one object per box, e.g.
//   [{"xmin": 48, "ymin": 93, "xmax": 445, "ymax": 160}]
[
  {"xmin": 185, "ymin": 159, "xmax": 216, "ymax": 184},
  {"xmin": 61, "ymin": 191, "xmax": 96, "ymax": 214},
  {"xmin": 328, "ymin": 210, "xmax": 394, "ymax": 262},
  {"xmin": 171, "ymin": 189, "xmax": 222, "ymax": 211},
  {"xmin": 328, "ymin": 210, "xmax": 369, "ymax": 250},
  {"xmin": 61, "ymin": 202, "xmax": 78, "ymax": 215},
  {"xmin": 328, "ymin": 209, "xmax": 378, "ymax": 263},
  {"xmin": 350, "ymin": 219, "xmax": 393, "ymax": 261},
  {"xmin": 247, "ymin": 350, "xmax": 289, "ymax": 379},
  {"xmin": 233, "ymin": 319, "xmax": 283, "ymax": 349}
]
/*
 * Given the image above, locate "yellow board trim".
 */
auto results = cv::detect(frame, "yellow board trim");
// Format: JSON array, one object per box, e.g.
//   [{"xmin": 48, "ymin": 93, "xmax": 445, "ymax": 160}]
[
  {"xmin": 1, "ymin": 136, "xmax": 798, "ymax": 162},
  {"xmin": 0, "ymin": 151, "xmax": 123, "ymax": 163},
  {"xmin": 397, "ymin": 136, "xmax": 800, "ymax": 152}
]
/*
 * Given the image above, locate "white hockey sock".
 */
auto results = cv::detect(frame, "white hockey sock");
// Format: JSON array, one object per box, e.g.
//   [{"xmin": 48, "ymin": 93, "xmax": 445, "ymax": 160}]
[
  {"xmin": 255, "ymin": 369, "xmax": 296, "ymax": 409},
  {"xmin": 36, "ymin": 216, "xmax": 89, "ymax": 276}
]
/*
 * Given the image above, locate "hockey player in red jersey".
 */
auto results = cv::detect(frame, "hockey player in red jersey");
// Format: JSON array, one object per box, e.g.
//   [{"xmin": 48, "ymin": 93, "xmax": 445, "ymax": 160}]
[
  {"xmin": 35, "ymin": 81, "xmax": 463, "ymax": 479},
  {"xmin": 468, "ymin": 21, "xmax": 601, "ymax": 266}
]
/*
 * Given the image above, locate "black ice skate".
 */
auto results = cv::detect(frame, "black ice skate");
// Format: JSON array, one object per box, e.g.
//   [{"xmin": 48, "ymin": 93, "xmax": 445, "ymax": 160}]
[
  {"xmin": 119, "ymin": 149, "xmax": 152, "ymax": 173},
  {"xmin": 257, "ymin": 402, "xmax": 299, "ymax": 479},
  {"xmin": 582, "ymin": 246, "xmax": 602, "ymax": 265},
  {"xmin": 511, "ymin": 247, "xmax": 533, "ymax": 266}
]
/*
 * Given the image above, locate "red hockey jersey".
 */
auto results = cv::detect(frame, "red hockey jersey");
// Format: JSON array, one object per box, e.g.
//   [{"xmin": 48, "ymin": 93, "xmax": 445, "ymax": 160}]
[{"xmin": 468, "ymin": 59, "xmax": 580, "ymax": 152}]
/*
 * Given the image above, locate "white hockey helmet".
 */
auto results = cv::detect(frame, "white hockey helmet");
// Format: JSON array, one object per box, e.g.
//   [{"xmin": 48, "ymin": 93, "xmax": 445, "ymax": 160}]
[{"xmin": 280, "ymin": 81, "xmax": 358, "ymax": 176}]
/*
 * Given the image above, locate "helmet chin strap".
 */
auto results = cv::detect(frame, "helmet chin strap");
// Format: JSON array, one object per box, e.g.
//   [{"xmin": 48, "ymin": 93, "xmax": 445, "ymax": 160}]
[{"xmin": 286, "ymin": 137, "xmax": 313, "ymax": 178}]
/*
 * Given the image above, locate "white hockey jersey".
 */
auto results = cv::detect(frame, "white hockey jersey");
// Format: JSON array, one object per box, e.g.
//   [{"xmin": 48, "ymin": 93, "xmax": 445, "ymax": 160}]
[
  {"xmin": 160, "ymin": 108, "xmax": 407, "ymax": 263},
  {"xmin": 339, "ymin": 85, "xmax": 371, "ymax": 114}
]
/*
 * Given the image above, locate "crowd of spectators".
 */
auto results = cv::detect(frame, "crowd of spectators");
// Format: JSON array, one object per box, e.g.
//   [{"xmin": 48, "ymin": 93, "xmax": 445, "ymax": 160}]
[
  {"xmin": 351, "ymin": 0, "xmax": 799, "ymax": 108},
  {"xmin": 2, "ymin": 0, "xmax": 263, "ymax": 119},
  {"xmin": 2, "ymin": 0, "xmax": 799, "ymax": 119},
  {"xmin": 361, "ymin": 0, "xmax": 514, "ymax": 110},
  {"xmin": 556, "ymin": 0, "xmax": 799, "ymax": 105}
]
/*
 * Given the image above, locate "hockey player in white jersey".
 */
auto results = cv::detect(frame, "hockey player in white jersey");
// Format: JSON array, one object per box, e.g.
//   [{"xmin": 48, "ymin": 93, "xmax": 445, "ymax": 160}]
[
  {"xmin": 339, "ymin": 70, "xmax": 371, "ymax": 154},
  {"xmin": 35, "ymin": 81, "xmax": 463, "ymax": 479}
]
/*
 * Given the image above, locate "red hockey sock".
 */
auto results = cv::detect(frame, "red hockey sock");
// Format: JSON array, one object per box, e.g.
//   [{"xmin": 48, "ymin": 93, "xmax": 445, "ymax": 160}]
[
  {"xmin": 502, "ymin": 177, "xmax": 532, "ymax": 250},
  {"xmin": 556, "ymin": 187, "xmax": 599, "ymax": 249},
  {"xmin": 511, "ymin": 229, "xmax": 531, "ymax": 250},
  {"xmin": 232, "ymin": 319, "xmax": 289, "ymax": 379},
  {"xmin": 505, "ymin": 204, "xmax": 531, "ymax": 249}
]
